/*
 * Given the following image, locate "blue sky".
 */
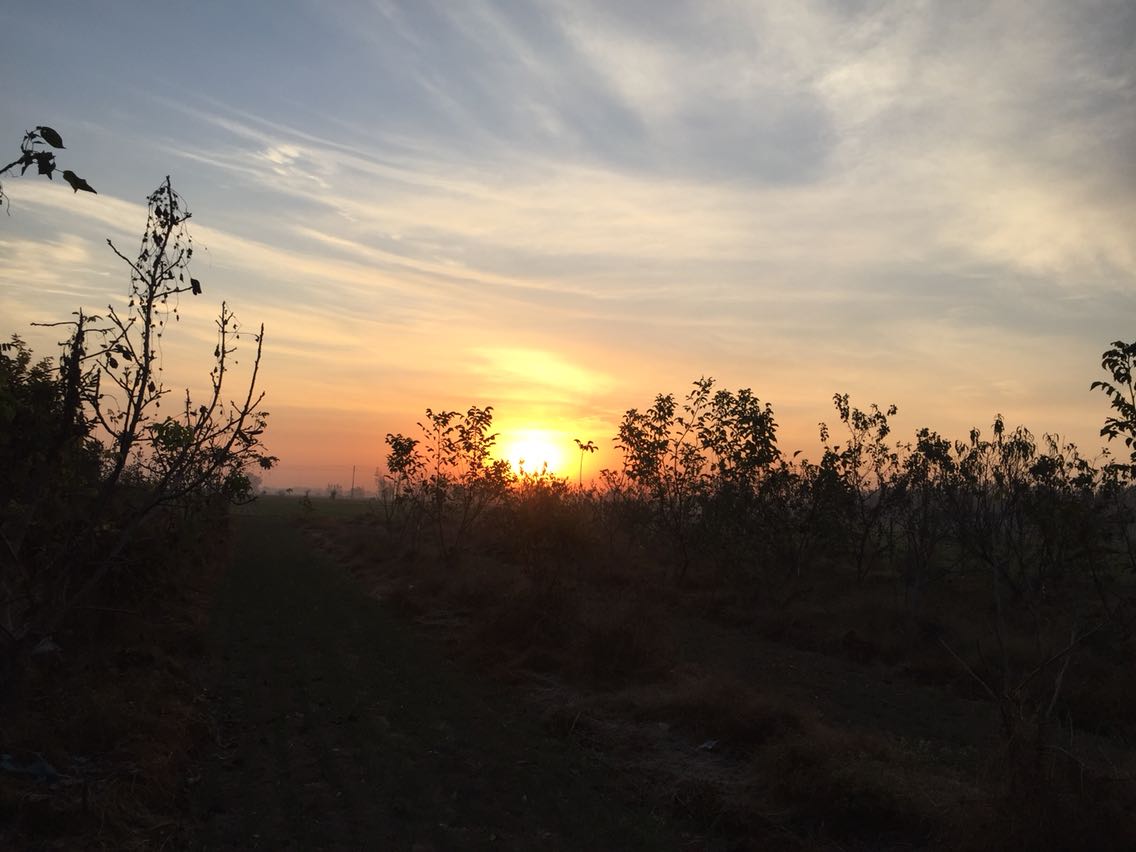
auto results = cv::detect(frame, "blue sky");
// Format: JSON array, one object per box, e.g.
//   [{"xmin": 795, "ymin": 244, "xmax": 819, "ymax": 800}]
[{"xmin": 2, "ymin": 1, "xmax": 1134, "ymax": 486}]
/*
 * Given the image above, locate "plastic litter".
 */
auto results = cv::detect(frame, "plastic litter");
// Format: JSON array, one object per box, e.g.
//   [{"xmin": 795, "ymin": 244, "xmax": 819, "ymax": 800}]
[{"xmin": 0, "ymin": 753, "xmax": 61, "ymax": 783}]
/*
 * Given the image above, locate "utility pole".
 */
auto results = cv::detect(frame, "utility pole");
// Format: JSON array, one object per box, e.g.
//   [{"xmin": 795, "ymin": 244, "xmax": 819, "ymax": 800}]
[{"xmin": 350, "ymin": 465, "xmax": 356, "ymax": 499}]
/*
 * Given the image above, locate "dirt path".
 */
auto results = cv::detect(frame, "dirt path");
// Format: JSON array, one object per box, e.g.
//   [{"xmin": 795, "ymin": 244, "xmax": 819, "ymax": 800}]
[{"xmin": 192, "ymin": 512, "xmax": 677, "ymax": 851}]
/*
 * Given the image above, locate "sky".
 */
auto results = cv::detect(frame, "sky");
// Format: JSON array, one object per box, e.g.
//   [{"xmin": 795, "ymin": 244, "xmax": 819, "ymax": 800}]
[{"xmin": 1, "ymin": 1, "xmax": 1133, "ymax": 490}]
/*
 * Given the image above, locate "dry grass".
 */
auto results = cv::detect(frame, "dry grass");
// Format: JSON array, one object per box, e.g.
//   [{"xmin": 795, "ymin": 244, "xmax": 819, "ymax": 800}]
[
  {"xmin": 740, "ymin": 571, "xmax": 1136, "ymax": 738},
  {"xmin": 599, "ymin": 668, "xmax": 812, "ymax": 750},
  {"xmin": 307, "ymin": 505, "xmax": 1136, "ymax": 851},
  {"xmin": 953, "ymin": 738, "xmax": 1136, "ymax": 852},
  {"xmin": 0, "ymin": 518, "xmax": 225, "ymax": 850},
  {"xmin": 531, "ymin": 667, "xmax": 970, "ymax": 848}
]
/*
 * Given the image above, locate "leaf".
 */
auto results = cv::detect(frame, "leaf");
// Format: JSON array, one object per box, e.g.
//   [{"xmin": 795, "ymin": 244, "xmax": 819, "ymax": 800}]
[
  {"xmin": 190, "ymin": 278, "xmax": 202, "ymax": 295},
  {"xmin": 62, "ymin": 171, "xmax": 96, "ymax": 194},
  {"xmin": 35, "ymin": 126, "xmax": 65, "ymax": 149},
  {"xmin": 35, "ymin": 152, "xmax": 55, "ymax": 178}
]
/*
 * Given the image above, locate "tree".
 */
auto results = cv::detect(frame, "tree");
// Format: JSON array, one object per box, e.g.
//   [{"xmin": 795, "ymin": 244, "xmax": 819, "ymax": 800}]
[
  {"xmin": 615, "ymin": 377, "xmax": 781, "ymax": 580},
  {"xmin": 1092, "ymin": 339, "xmax": 1136, "ymax": 479},
  {"xmin": 63, "ymin": 177, "xmax": 276, "ymax": 504},
  {"xmin": 384, "ymin": 405, "xmax": 513, "ymax": 562},
  {"xmin": 573, "ymin": 438, "xmax": 598, "ymax": 487},
  {"xmin": 1, "ymin": 174, "xmax": 274, "ymax": 653},
  {"xmin": 1091, "ymin": 338, "xmax": 1136, "ymax": 578},
  {"xmin": 819, "ymin": 395, "xmax": 901, "ymax": 582}
]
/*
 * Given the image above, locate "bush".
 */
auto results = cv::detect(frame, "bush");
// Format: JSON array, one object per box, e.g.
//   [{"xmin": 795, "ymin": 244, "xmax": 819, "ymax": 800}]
[{"xmin": 2, "ymin": 173, "xmax": 274, "ymax": 657}]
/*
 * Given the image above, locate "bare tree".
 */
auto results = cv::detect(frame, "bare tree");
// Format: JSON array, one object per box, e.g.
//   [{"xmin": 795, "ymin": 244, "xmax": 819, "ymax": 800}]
[{"xmin": 2, "ymin": 176, "xmax": 274, "ymax": 652}]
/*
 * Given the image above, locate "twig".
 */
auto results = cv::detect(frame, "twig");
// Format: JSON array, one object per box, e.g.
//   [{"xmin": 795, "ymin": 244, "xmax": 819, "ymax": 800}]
[
  {"xmin": 568, "ymin": 710, "xmax": 582, "ymax": 736},
  {"xmin": 1043, "ymin": 626, "xmax": 1079, "ymax": 721},
  {"xmin": 1019, "ymin": 621, "xmax": 1104, "ymax": 697},
  {"xmin": 938, "ymin": 637, "xmax": 999, "ymax": 703},
  {"xmin": 75, "ymin": 605, "xmax": 140, "ymax": 616}
]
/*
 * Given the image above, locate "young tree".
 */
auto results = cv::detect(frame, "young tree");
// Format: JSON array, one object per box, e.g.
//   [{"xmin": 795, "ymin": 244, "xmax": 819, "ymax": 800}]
[
  {"xmin": 819, "ymin": 395, "xmax": 902, "ymax": 582},
  {"xmin": 1092, "ymin": 338, "xmax": 1136, "ymax": 479},
  {"xmin": 2, "ymin": 175, "xmax": 274, "ymax": 652},
  {"xmin": 384, "ymin": 405, "xmax": 513, "ymax": 562},
  {"xmin": 615, "ymin": 377, "xmax": 781, "ymax": 580},
  {"xmin": 574, "ymin": 438, "xmax": 598, "ymax": 488},
  {"xmin": 616, "ymin": 381, "xmax": 710, "ymax": 579}
]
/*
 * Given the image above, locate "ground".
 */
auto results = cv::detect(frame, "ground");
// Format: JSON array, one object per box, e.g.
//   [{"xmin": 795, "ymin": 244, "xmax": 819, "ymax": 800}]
[
  {"xmin": 192, "ymin": 510, "xmax": 678, "ymax": 851},
  {"xmin": 4, "ymin": 497, "xmax": 1131, "ymax": 850}
]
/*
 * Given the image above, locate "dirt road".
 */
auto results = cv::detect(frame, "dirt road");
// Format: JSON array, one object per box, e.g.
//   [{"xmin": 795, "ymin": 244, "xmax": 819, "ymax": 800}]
[{"xmin": 192, "ymin": 512, "xmax": 675, "ymax": 851}]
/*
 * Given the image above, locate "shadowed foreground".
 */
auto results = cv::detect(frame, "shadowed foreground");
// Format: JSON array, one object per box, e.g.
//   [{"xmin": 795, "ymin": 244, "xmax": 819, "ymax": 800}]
[{"xmin": 193, "ymin": 512, "xmax": 673, "ymax": 851}]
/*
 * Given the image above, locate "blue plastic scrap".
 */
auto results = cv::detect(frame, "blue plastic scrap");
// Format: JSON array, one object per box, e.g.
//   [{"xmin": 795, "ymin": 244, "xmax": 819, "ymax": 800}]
[{"xmin": 0, "ymin": 753, "xmax": 61, "ymax": 783}]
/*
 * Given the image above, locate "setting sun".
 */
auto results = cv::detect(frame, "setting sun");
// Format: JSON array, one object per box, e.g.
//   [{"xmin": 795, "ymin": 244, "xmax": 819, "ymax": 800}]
[{"xmin": 498, "ymin": 428, "xmax": 569, "ymax": 477}]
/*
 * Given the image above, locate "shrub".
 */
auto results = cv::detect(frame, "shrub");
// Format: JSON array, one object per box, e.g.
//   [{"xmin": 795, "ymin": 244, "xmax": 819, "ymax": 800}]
[{"xmin": 2, "ymin": 175, "xmax": 274, "ymax": 656}]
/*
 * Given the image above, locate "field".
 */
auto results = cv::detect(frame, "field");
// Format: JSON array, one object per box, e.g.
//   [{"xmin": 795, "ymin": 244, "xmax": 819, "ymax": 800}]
[
  {"xmin": 290, "ymin": 482, "xmax": 1136, "ymax": 851},
  {"xmin": 2, "ymin": 471, "xmax": 1134, "ymax": 850}
]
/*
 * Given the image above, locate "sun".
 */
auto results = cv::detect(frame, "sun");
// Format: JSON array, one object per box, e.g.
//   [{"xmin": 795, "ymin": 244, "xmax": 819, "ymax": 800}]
[{"xmin": 498, "ymin": 428, "xmax": 568, "ymax": 477}]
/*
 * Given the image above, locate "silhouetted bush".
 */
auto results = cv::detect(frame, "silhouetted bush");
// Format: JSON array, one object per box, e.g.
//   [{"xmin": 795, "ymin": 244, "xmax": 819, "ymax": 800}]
[{"xmin": 2, "ymin": 170, "xmax": 274, "ymax": 657}]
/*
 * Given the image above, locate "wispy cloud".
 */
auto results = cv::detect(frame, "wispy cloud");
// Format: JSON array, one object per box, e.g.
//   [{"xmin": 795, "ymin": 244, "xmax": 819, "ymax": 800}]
[{"xmin": 1, "ymin": 0, "xmax": 1132, "ymax": 485}]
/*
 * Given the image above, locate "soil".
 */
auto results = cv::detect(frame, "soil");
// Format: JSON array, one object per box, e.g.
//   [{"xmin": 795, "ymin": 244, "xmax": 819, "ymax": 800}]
[{"xmin": 191, "ymin": 511, "xmax": 680, "ymax": 851}]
